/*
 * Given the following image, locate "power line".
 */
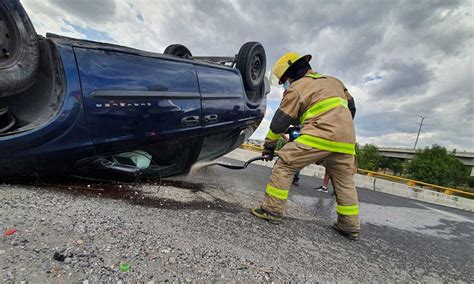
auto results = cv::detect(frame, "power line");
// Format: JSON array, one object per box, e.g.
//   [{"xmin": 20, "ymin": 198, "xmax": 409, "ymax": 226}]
[{"xmin": 414, "ymin": 116, "xmax": 427, "ymax": 149}]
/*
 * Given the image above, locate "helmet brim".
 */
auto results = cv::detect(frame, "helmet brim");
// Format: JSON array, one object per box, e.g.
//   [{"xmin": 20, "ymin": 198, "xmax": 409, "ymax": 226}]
[{"xmin": 278, "ymin": 54, "xmax": 312, "ymax": 84}]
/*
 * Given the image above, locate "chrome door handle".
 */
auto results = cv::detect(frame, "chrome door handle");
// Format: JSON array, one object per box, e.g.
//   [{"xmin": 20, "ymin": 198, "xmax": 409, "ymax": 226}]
[
  {"xmin": 204, "ymin": 114, "xmax": 218, "ymax": 123},
  {"xmin": 181, "ymin": 116, "xmax": 200, "ymax": 126}
]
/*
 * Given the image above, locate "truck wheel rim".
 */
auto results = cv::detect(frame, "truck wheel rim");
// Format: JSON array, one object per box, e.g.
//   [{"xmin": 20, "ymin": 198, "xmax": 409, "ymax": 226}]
[
  {"xmin": 251, "ymin": 55, "xmax": 262, "ymax": 80},
  {"xmin": 0, "ymin": 3, "xmax": 21, "ymax": 69}
]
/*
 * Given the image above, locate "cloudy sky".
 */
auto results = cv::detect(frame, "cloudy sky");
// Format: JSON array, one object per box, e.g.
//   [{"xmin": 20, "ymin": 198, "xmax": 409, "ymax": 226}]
[{"xmin": 22, "ymin": 0, "xmax": 473, "ymax": 151}]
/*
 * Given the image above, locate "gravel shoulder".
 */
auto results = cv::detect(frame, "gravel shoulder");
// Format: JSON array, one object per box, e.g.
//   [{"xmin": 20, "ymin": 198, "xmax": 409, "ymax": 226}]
[{"xmin": 1, "ymin": 153, "xmax": 473, "ymax": 282}]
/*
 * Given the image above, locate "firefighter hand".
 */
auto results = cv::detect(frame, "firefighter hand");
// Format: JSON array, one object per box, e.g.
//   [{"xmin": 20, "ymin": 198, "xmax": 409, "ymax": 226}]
[{"xmin": 262, "ymin": 146, "xmax": 275, "ymax": 161}]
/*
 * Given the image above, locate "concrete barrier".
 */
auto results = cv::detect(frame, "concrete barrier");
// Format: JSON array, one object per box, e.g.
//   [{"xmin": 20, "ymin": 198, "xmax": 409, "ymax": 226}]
[{"xmin": 225, "ymin": 148, "xmax": 474, "ymax": 212}]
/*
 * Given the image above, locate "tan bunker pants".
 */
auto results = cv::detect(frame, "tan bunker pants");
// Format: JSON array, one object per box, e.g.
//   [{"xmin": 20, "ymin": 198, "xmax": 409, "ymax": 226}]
[{"xmin": 262, "ymin": 141, "xmax": 360, "ymax": 232}]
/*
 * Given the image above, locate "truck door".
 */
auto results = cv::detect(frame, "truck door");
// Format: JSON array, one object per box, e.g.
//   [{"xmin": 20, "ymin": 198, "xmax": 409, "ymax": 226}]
[
  {"xmin": 74, "ymin": 48, "xmax": 202, "ymax": 174},
  {"xmin": 195, "ymin": 65, "xmax": 245, "ymax": 160}
]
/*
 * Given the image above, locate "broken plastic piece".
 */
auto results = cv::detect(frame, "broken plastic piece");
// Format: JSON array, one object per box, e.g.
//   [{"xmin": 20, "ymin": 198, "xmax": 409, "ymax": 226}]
[
  {"xmin": 114, "ymin": 151, "xmax": 152, "ymax": 169},
  {"xmin": 120, "ymin": 262, "xmax": 130, "ymax": 272},
  {"xmin": 53, "ymin": 252, "xmax": 66, "ymax": 261},
  {"xmin": 4, "ymin": 229, "xmax": 16, "ymax": 236}
]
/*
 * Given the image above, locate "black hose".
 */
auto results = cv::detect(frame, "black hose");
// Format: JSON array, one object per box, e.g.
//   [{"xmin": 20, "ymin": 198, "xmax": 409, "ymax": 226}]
[{"xmin": 210, "ymin": 156, "xmax": 265, "ymax": 170}]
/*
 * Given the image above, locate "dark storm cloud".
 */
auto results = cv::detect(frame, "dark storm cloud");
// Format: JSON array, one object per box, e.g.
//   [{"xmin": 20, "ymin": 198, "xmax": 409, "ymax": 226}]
[
  {"xmin": 50, "ymin": 0, "xmax": 117, "ymax": 23},
  {"xmin": 26, "ymin": 0, "xmax": 473, "ymax": 149},
  {"xmin": 374, "ymin": 61, "xmax": 434, "ymax": 97},
  {"xmin": 155, "ymin": 0, "xmax": 395, "ymax": 77},
  {"xmin": 356, "ymin": 111, "xmax": 421, "ymax": 137},
  {"xmin": 394, "ymin": 0, "xmax": 471, "ymax": 55},
  {"xmin": 152, "ymin": 0, "xmax": 474, "ymax": 149},
  {"xmin": 156, "ymin": 0, "xmax": 471, "ymax": 77}
]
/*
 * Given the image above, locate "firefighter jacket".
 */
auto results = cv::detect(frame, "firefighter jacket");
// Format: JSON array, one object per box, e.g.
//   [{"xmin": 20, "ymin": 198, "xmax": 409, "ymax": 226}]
[{"xmin": 264, "ymin": 71, "xmax": 356, "ymax": 155}]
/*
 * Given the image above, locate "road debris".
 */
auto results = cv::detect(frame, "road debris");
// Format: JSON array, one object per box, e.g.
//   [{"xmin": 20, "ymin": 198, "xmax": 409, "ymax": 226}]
[
  {"xmin": 120, "ymin": 263, "xmax": 130, "ymax": 272},
  {"xmin": 4, "ymin": 229, "xmax": 16, "ymax": 236},
  {"xmin": 0, "ymin": 157, "xmax": 472, "ymax": 282},
  {"xmin": 53, "ymin": 249, "xmax": 73, "ymax": 262}
]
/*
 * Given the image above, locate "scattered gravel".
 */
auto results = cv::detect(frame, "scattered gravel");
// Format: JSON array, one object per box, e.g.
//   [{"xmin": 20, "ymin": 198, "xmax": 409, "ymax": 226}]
[{"xmin": 1, "ymin": 166, "xmax": 472, "ymax": 282}]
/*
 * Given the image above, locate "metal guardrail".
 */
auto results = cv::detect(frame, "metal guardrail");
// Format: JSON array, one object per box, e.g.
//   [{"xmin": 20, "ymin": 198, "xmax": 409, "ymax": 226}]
[
  {"xmin": 240, "ymin": 144, "xmax": 263, "ymax": 152},
  {"xmin": 239, "ymin": 143, "xmax": 474, "ymax": 198},
  {"xmin": 358, "ymin": 169, "xmax": 474, "ymax": 198}
]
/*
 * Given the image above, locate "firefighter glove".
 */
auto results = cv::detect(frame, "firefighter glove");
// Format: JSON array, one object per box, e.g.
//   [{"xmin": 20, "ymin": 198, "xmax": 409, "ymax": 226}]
[{"xmin": 262, "ymin": 146, "xmax": 275, "ymax": 161}]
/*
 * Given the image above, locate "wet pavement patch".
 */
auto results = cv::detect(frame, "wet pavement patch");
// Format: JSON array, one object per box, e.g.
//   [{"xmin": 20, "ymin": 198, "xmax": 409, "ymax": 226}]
[
  {"xmin": 160, "ymin": 179, "xmax": 204, "ymax": 193},
  {"xmin": 4, "ymin": 176, "xmax": 241, "ymax": 213}
]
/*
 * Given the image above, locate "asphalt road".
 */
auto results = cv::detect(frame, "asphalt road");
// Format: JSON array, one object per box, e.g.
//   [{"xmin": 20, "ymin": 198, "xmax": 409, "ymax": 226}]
[{"xmin": 1, "ymin": 155, "xmax": 473, "ymax": 282}]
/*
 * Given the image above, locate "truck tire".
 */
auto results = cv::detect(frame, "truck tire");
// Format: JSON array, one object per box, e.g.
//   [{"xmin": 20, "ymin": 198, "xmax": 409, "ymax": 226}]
[
  {"xmin": 0, "ymin": 0, "xmax": 40, "ymax": 97},
  {"xmin": 0, "ymin": 103, "xmax": 15, "ymax": 133},
  {"xmin": 245, "ymin": 76, "xmax": 270, "ymax": 109},
  {"xmin": 163, "ymin": 44, "xmax": 192, "ymax": 59},
  {"xmin": 236, "ymin": 42, "xmax": 266, "ymax": 91}
]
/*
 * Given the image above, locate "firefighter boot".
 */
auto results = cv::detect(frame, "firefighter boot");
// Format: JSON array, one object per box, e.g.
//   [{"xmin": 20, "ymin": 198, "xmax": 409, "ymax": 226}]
[
  {"xmin": 251, "ymin": 207, "xmax": 282, "ymax": 224},
  {"xmin": 332, "ymin": 222, "xmax": 360, "ymax": 240}
]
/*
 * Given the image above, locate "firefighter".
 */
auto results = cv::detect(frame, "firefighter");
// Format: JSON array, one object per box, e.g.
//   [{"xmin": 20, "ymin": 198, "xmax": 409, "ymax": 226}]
[{"xmin": 251, "ymin": 52, "xmax": 360, "ymax": 240}]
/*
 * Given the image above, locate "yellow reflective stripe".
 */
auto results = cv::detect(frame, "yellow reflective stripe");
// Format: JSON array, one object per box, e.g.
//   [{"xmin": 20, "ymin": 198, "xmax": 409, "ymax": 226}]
[
  {"xmin": 305, "ymin": 73, "xmax": 325, "ymax": 79},
  {"xmin": 266, "ymin": 129, "xmax": 281, "ymax": 141},
  {"xmin": 336, "ymin": 204, "xmax": 359, "ymax": 215},
  {"xmin": 295, "ymin": 135, "xmax": 355, "ymax": 155},
  {"xmin": 266, "ymin": 184, "xmax": 289, "ymax": 200},
  {"xmin": 299, "ymin": 97, "xmax": 348, "ymax": 123}
]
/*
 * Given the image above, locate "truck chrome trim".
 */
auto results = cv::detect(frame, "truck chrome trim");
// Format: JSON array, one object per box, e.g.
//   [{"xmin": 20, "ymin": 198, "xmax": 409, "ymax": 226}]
[{"xmin": 91, "ymin": 90, "xmax": 201, "ymax": 98}]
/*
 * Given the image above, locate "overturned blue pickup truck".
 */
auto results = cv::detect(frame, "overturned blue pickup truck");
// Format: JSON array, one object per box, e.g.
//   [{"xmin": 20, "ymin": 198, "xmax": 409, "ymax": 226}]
[{"xmin": 0, "ymin": 0, "xmax": 268, "ymax": 180}]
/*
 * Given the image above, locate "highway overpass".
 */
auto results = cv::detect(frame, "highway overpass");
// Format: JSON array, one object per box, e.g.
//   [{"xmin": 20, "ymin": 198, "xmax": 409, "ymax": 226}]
[
  {"xmin": 379, "ymin": 148, "xmax": 474, "ymax": 175},
  {"xmin": 245, "ymin": 142, "xmax": 474, "ymax": 176}
]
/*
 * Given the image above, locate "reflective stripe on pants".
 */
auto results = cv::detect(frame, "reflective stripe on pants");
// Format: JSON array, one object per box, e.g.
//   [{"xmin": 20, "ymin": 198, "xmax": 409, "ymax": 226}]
[
  {"xmin": 261, "ymin": 141, "xmax": 360, "ymax": 232},
  {"xmin": 265, "ymin": 184, "xmax": 289, "ymax": 200},
  {"xmin": 336, "ymin": 204, "xmax": 359, "ymax": 215},
  {"xmin": 295, "ymin": 134, "xmax": 355, "ymax": 155}
]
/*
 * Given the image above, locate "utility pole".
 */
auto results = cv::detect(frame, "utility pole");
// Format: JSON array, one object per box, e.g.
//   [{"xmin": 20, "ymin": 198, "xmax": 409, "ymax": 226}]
[{"xmin": 413, "ymin": 116, "xmax": 426, "ymax": 149}]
